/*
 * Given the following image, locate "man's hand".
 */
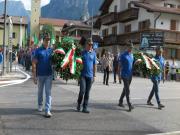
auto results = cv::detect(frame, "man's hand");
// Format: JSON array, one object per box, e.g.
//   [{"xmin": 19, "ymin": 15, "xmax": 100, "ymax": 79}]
[
  {"xmin": 33, "ymin": 77, "xmax": 37, "ymax": 85},
  {"xmin": 134, "ymin": 59, "xmax": 142, "ymax": 65}
]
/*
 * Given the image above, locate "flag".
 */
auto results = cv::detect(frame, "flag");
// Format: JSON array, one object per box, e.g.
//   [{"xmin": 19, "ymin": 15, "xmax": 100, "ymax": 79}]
[
  {"xmin": 34, "ymin": 33, "xmax": 39, "ymax": 45},
  {"xmin": 51, "ymin": 34, "xmax": 55, "ymax": 45}
]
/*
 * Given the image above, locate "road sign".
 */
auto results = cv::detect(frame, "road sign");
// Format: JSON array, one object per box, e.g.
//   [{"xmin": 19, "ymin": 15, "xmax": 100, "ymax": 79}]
[
  {"xmin": 140, "ymin": 32, "xmax": 164, "ymax": 48},
  {"xmin": 93, "ymin": 42, "xmax": 99, "ymax": 49}
]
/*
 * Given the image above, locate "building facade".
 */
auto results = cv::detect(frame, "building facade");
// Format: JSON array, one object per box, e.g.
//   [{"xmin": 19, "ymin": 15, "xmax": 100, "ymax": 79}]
[
  {"xmin": 98, "ymin": 0, "xmax": 180, "ymax": 60},
  {"xmin": 0, "ymin": 16, "xmax": 28, "ymax": 48}
]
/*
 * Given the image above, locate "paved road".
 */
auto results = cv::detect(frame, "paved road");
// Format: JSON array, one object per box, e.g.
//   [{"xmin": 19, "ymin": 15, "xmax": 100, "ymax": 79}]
[{"xmin": 0, "ymin": 72, "xmax": 180, "ymax": 135}]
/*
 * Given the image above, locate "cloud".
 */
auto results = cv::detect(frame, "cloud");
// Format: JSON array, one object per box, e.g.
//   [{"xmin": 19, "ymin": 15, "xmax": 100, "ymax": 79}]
[{"xmin": 0, "ymin": 0, "xmax": 50, "ymax": 10}]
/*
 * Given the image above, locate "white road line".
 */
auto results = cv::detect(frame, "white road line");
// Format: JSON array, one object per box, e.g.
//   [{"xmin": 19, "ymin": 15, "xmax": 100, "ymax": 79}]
[
  {"xmin": 0, "ymin": 66, "xmax": 30, "ymax": 88},
  {"xmin": 148, "ymin": 131, "xmax": 180, "ymax": 135}
]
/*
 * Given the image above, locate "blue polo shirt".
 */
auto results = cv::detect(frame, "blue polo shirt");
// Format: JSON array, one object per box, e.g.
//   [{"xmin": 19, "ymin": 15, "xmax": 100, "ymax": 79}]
[
  {"xmin": 34, "ymin": 46, "xmax": 53, "ymax": 76},
  {"xmin": 151, "ymin": 55, "xmax": 165, "ymax": 81},
  {"xmin": 81, "ymin": 50, "xmax": 96, "ymax": 78},
  {"xmin": 118, "ymin": 51, "xmax": 134, "ymax": 78}
]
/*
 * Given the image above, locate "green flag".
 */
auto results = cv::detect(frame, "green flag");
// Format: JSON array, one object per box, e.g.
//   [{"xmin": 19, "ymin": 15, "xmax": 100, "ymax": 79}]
[
  {"xmin": 51, "ymin": 34, "xmax": 55, "ymax": 45},
  {"xmin": 34, "ymin": 33, "xmax": 39, "ymax": 45}
]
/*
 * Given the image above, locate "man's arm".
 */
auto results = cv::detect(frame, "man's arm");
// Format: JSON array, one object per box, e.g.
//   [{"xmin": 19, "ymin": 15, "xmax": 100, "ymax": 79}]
[{"xmin": 32, "ymin": 59, "xmax": 37, "ymax": 84}]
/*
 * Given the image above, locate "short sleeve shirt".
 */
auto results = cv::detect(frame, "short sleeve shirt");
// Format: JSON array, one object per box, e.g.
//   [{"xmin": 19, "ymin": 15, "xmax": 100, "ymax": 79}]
[
  {"xmin": 33, "ymin": 46, "xmax": 53, "ymax": 76},
  {"xmin": 152, "ymin": 55, "xmax": 165, "ymax": 80},
  {"xmin": 81, "ymin": 50, "xmax": 96, "ymax": 78},
  {"xmin": 118, "ymin": 51, "xmax": 134, "ymax": 78}
]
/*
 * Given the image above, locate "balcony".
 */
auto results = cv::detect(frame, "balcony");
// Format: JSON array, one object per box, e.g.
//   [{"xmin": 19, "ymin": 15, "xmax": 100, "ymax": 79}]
[
  {"xmin": 118, "ymin": 8, "xmax": 139, "ymax": 23},
  {"xmin": 101, "ymin": 12, "xmax": 118, "ymax": 25},
  {"xmin": 103, "ymin": 35, "xmax": 118, "ymax": 45},
  {"xmin": 103, "ymin": 29, "xmax": 180, "ymax": 46}
]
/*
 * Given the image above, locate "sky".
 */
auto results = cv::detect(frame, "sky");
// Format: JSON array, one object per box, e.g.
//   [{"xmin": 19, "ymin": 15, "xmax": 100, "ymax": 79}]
[{"xmin": 0, "ymin": 0, "xmax": 50, "ymax": 10}]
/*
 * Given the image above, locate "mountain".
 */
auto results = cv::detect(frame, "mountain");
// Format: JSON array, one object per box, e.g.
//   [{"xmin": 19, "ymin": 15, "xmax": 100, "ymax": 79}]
[
  {"xmin": 0, "ymin": 1, "xmax": 29, "ymax": 17},
  {"xmin": 41, "ymin": 0, "xmax": 104, "ymax": 20}
]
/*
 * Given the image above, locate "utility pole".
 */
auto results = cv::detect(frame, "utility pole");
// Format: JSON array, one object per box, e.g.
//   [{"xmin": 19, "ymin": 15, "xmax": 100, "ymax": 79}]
[{"xmin": 2, "ymin": 0, "xmax": 7, "ymax": 75}]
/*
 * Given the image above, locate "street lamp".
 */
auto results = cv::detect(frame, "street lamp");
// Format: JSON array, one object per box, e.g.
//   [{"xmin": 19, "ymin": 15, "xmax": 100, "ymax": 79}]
[{"xmin": 2, "ymin": 0, "xmax": 7, "ymax": 75}]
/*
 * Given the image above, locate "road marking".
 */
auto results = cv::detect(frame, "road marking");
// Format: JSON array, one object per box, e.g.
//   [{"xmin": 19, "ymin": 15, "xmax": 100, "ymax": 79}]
[
  {"xmin": 0, "ymin": 66, "xmax": 30, "ymax": 88},
  {"xmin": 148, "ymin": 131, "xmax": 180, "ymax": 135}
]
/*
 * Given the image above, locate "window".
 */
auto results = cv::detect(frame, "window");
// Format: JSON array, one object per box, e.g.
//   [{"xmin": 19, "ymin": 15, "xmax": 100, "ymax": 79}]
[
  {"xmin": 170, "ymin": 20, "xmax": 177, "ymax": 30},
  {"xmin": 12, "ymin": 32, "xmax": 16, "ymax": 39},
  {"xmin": 139, "ymin": 20, "xmax": 150, "ymax": 30},
  {"xmin": 124, "ymin": 24, "xmax": 131, "ymax": 32},
  {"xmin": 164, "ymin": 3, "xmax": 176, "ymax": 8},
  {"xmin": 112, "ymin": 26, "xmax": 117, "ymax": 35},
  {"xmin": 178, "ymin": 5, "xmax": 180, "ymax": 9},
  {"xmin": 114, "ymin": 5, "xmax": 117, "ymax": 12},
  {"xmin": 102, "ymin": 29, "xmax": 108, "ymax": 37}
]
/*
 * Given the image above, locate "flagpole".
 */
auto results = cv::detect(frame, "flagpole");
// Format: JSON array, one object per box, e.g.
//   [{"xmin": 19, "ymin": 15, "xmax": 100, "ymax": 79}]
[{"xmin": 2, "ymin": 0, "xmax": 7, "ymax": 75}]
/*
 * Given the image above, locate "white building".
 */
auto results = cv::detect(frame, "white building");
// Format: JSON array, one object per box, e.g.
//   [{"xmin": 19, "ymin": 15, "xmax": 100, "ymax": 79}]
[{"xmin": 97, "ymin": 0, "xmax": 180, "ymax": 60}]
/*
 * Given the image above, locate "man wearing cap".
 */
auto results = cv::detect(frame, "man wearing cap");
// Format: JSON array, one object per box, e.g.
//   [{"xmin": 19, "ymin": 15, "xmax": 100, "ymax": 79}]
[
  {"xmin": 118, "ymin": 42, "xmax": 134, "ymax": 112},
  {"xmin": 32, "ymin": 33, "xmax": 53, "ymax": 118},
  {"xmin": 147, "ymin": 47, "xmax": 165, "ymax": 110},
  {"xmin": 77, "ymin": 38, "xmax": 97, "ymax": 113}
]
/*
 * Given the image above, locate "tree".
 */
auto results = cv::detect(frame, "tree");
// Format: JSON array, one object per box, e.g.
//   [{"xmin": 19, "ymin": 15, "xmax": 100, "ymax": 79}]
[{"xmin": 40, "ymin": 24, "xmax": 55, "ymax": 39}]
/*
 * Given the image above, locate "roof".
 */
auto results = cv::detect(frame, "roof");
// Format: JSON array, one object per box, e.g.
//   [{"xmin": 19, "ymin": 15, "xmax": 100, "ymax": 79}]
[
  {"xmin": 132, "ymin": 1, "xmax": 180, "ymax": 15},
  {"xmin": 100, "ymin": 0, "xmax": 113, "ymax": 11},
  {"xmin": 0, "ymin": 16, "xmax": 28, "ymax": 25},
  {"xmin": 39, "ymin": 18, "xmax": 69, "ymax": 27},
  {"xmin": 62, "ymin": 21, "xmax": 92, "ymax": 31}
]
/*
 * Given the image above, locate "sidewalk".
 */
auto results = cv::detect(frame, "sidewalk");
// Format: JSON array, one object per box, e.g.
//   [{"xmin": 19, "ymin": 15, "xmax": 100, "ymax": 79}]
[{"xmin": 0, "ymin": 65, "xmax": 27, "ymax": 85}]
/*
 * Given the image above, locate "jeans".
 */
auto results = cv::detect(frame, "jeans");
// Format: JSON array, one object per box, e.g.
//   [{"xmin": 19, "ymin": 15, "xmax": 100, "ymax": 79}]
[
  {"xmin": 119, "ymin": 76, "xmax": 132, "ymax": 106},
  {"xmin": 148, "ymin": 79, "xmax": 160, "ymax": 104},
  {"xmin": 77, "ymin": 76, "xmax": 93, "ymax": 109},
  {"xmin": 103, "ymin": 67, "xmax": 109, "ymax": 85},
  {"xmin": 37, "ymin": 75, "xmax": 52, "ymax": 113}
]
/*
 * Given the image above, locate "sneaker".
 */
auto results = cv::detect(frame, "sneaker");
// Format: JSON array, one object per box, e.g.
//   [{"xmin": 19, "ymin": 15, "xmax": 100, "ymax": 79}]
[
  {"xmin": 147, "ymin": 101, "xmax": 154, "ymax": 106},
  {"xmin": 45, "ymin": 111, "xmax": 52, "ymax": 118},
  {"xmin": 118, "ymin": 103, "xmax": 125, "ymax": 108},
  {"xmin": 128, "ymin": 105, "xmax": 134, "ymax": 112},
  {"xmin": 82, "ymin": 109, "xmax": 90, "ymax": 113},
  {"xmin": 158, "ymin": 103, "xmax": 165, "ymax": 109},
  {"xmin": 77, "ymin": 104, "xmax": 81, "ymax": 112},
  {"xmin": 38, "ymin": 105, "xmax": 43, "ymax": 112}
]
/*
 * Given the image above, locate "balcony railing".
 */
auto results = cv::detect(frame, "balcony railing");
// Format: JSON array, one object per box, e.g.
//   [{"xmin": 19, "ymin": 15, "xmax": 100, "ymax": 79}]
[
  {"xmin": 101, "ymin": 12, "xmax": 118, "ymax": 25},
  {"xmin": 103, "ymin": 35, "xmax": 118, "ymax": 45},
  {"xmin": 103, "ymin": 29, "xmax": 180, "ymax": 46},
  {"xmin": 118, "ymin": 8, "xmax": 139, "ymax": 23}
]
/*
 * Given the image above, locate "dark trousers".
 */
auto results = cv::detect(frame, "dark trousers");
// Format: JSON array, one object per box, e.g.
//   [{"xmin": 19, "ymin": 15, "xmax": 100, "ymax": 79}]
[
  {"xmin": 103, "ymin": 67, "xmax": 109, "ymax": 85},
  {"xmin": 119, "ymin": 77, "xmax": 132, "ymax": 106},
  {"xmin": 148, "ymin": 79, "xmax": 160, "ymax": 104},
  {"xmin": 77, "ymin": 76, "xmax": 93, "ymax": 109},
  {"xmin": 113, "ymin": 68, "xmax": 118, "ymax": 83}
]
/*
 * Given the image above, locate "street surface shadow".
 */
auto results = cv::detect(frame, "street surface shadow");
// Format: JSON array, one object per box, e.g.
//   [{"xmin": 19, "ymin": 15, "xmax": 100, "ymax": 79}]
[
  {"xmin": 0, "ymin": 108, "xmax": 39, "ymax": 115},
  {"xmin": 133, "ymin": 103, "xmax": 158, "ymax": 109}
]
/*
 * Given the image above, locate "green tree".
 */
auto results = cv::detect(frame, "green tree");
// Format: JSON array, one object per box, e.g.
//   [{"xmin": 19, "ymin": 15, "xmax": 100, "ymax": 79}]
[{"xmin": 40, "ymin": 24, "xmax": 55, "ymax": 39}]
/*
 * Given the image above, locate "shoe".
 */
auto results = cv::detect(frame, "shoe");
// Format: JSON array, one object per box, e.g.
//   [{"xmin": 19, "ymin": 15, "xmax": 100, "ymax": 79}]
[
  {"xmin": 77, "ymin": 104, "xmax": 81, "ymax": 112},
  {"xmin": 106, "ymin": 84, "xmax": 109, "ymax": 86},
  {"xmin": 38, "ymin": 105, "xmax": 43, "ymax": 112},
  {"xmin": 82, "ymin": 109, "xmax": 90, "ymax": 113},
  {"xmin": 118, "ymin": 103, "xmax": 125, "ymax": 108},
  {"xmin": 45, "ymin": 111, "xmax": 52, "ymax": 118},
  {"xmin": 128, "ymin": 105, "xmax": 134, "ymax": 112},
  {"xmin": 113, "ymin": 81, "xmax": 116, "ymax": 84},
  {"xmin": 147, "ymin": 101, "xmax": 154, "ymax": 106},
  {"xmin": 158, "ymin": 103, "xmax": 165, "ymax": 109}
]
